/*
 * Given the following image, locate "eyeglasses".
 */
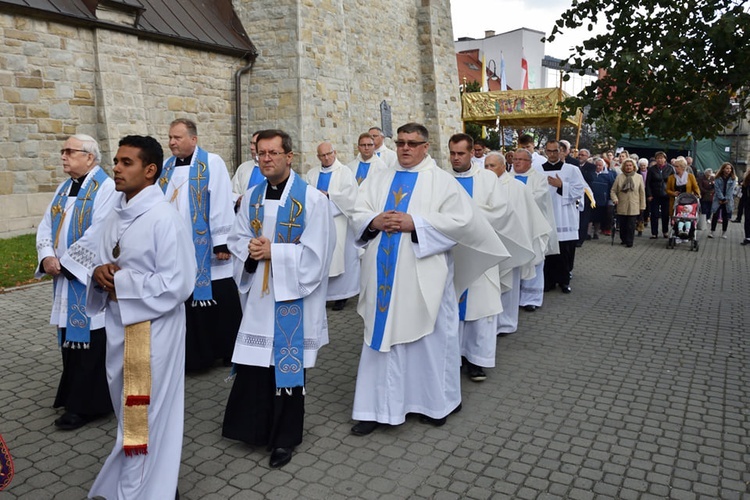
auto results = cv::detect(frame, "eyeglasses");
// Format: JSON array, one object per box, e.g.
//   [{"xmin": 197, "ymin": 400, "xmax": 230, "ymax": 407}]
[
  {"xmin": 395, "ymin": 140, "xmax": 427, "ymax": 148},
  {"xmin": 317, "ymin": 151, "xmax": 335, "ymax": 158},
  {"xmin": 358, "ymin": 143, "xmax": 375, "ymax": 148},
  {"xmin": 60, "ymin": 148, "xmax": 89, "ymax": 156},
  {"xmin": 257, "ymin": 151, "xmax": 288, "ymax": 159}
]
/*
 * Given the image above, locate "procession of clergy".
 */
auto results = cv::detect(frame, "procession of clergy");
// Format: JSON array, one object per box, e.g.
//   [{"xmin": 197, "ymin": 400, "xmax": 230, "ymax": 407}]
[{"xmin": 38, "ymin": 119, "xmax": 587, "ymax": 498}]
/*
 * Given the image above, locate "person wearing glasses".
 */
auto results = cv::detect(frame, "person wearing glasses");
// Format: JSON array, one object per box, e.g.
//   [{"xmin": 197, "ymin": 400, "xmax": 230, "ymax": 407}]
[
  {"xmin": 509, "ymin": 149, "xmax": 559, "ymax": 312},
  {"xmin": 349, "ymin": 123, "xmax": 509, "ymax": 436},
  {"xmin": 305, "ymin": 142, "xmax": 360, "ymax": 311},
  {"xmin": 368, "ymin": 126, "xmax": 398, "ymax": 169},
  {"xmin": 347, "ymin": 132, "xmax": 388, "ymax": 185},
  {"xmin": 222, "ymin": 129, "xmax": 335, "ymax": 469},
  {"xmin": 35, "ymin": 134, "xmax": 116, "ymax": 430},
  {"xmin": 159, "ymin": 118, "xmax": 242, "ymax": 372},
  {"xmin": 540, "ymin": 140, "xmax": 587, "ymax": 294}
]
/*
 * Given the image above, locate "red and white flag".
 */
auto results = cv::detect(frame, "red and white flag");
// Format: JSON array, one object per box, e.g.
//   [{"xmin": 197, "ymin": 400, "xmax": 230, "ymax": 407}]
[{"xmin": 521, "ymin": 48, "xmax": 529, "ymax": 89}]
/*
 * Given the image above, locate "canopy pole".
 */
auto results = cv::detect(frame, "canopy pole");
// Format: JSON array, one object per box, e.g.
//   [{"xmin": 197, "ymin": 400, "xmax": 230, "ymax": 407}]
[
  {"xmin": 555, "ymin": 71, "xmax": 563, "ymax": 141},
  {"xmin": 574, "ymin": 109, "xmax": 583, "ymax": 149}
]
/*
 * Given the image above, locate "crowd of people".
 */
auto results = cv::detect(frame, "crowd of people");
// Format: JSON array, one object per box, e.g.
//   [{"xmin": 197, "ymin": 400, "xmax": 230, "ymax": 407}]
[{"xmin": 35, "ymin": 122, "xmax": 748, "ymax": 498}]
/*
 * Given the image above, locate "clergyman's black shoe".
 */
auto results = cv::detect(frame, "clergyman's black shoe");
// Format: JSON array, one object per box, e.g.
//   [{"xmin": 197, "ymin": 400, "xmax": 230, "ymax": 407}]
[
  {"xmin": 560, "ymin": 285, "xmax": 572, "ymax": 294},
  {"xmin": 54, "ymin": 412, "xmax": 94, "ymax": 431},
  {"xmin": 269, "ymin": 447, "xmax": 293, "ymax": 468},
  {"xmin": 523, "ymin": 305, "xmax": 537, "ymax": 312},
  {"xmin": 351, "ymin": 421, "xmax": 380, "ymax": 436},
  {"xmin": 332, "ymin": 299, "xmax": 348, "ymax": 311}
]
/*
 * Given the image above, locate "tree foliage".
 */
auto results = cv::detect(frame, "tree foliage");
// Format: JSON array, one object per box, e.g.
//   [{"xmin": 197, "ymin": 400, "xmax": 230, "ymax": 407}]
[{"xmin": 546, "ymin": 0, "xmax": 750, "ymax": 140}]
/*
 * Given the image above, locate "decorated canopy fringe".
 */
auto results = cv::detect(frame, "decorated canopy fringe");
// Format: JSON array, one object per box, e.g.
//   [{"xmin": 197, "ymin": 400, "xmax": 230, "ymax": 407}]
[{"xmin": 461, "ymin": 88, "xmax": 583, "ymax": 129}]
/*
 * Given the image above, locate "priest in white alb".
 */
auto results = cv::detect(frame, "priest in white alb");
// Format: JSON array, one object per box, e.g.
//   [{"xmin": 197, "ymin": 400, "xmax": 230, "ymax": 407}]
[
  {"xmin": 222, "ymin": 129, "xmax": 335, "ymax": 469},
  {"xmin": 510, "ymin": 148, "xmax": 559, "ymax": 312},
  {"xmin": 231, "ymin": 131, "xmax": 264, "ymax": 206},
  {"xmin": 87, "ymin": 135, "xmax": 196, "ymax": 500},
  {"xmin": 349, "ymin": 123, "xmax": 509, "ymax": 436},
  {"xmin": 305, "ymin": 142, "xmax": 359, "ymax": 311},
  {"xmin": 347, "ymin": 132, "xmax": 388, "ymax": 185}
]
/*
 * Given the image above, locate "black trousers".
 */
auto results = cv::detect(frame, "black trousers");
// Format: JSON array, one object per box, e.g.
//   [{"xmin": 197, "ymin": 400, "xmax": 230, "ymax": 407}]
[
  {"xmin": 544, "ymin": 240, "xmax": 576, "ymax": 289},
  {"xmin": 711, "ymin": 204, "xmax": 730, "ymax": 232},
  {"xmin": 649, "ymin": 197, "xmax": 670, "ymax": 235},
  {"xmin": 618, "ymin": 215, "xmax": 637, "ymax": 246},
  {"xmin": 185, "ymin": 278, "xmax": 242, "ymax": 371},
  {"xmin": 222, "ymin": 365, "xmax": 305, "ymax": 449},
  {"xmin": 55, "ymin": 327, "xmax": 113, "ymax": 416}
]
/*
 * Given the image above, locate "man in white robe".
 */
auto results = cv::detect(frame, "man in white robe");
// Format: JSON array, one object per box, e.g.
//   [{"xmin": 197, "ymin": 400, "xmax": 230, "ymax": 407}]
[
  {"xmin": 369, "ymin": 126, "xmax": 398, "ymax": 169},
  {"xmin": 222, "ymin": 129, "xmax": 335, "ymax": 469},
  {"xmin": 540, "ymin": 140, "xmax": 587, "ymax": 293},
  {"xmin": 306, "ymin": 142, "xmax": 360, "ymax": 310},
  {"xmin": 161, "ymin": 118, "xmax": 242, "ymax": 371},
  {"xmin": 482, "ymin": 152, "xmax": 551, "ymax": 334},
  {"xmin": 36, "ymin": 134, "xmax": 116, "ymax": 430},
  {"xmin": 231, "ymin": 131, "xmax": 263, "ymax": 206},
  {"xmin": 510, "ymin": 149, "xmax": 559, "ymax": 311},
  {"xmin": 350, "ymin": 123, "xmax": 509, "ymax": 436},
  {"xmin": 87, "ymin": 135, "xmax": 196, "ymax": 500},
  {"xmin": 347, "ymin": 132, "xmax": 388, "ymax": 185},
  {"xmin": 448, "ymin": 137, "xmax": 522, "ymax": 383}
]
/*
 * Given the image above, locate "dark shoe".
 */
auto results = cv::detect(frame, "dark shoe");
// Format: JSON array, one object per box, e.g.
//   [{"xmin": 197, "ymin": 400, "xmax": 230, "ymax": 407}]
[
  {"xmin": 663, "ymin": 233, "xmax": 669, "ymax": 239},
  {"xmin": 468, "ymin": 365, "xmax": 487, "ymax": 382},
  {"xmin": 626, "ymin": 243, "xmax": 633, "ymax": 248},
  {"xmin": 523, "ymin": 304, "xmax": 537, "ymax": 312},
  {"xmin": 560, "ymin": 285, "xmax": 571, "ymax": 294},
  {"xmin": 269, "ymin": 447, "xmax": 293, "ymax": 468},
  {"xmin": 332, "ymin": 299, "xmax": 348, "ymax": 311},
  {"xmin": 575, "ymin": 242, "xmax": 583, "ymax": 248},
  {"xmin": 351, "ymin": 420, "xmax": 380, "ymax": 436},
  {"xmin": 620, "ymin": 241, "xmax": 627, "ymax": 245},
  {"xmin": 732, "ymin": 219, "xmax": 742, "ymax": 223},
  {"xmin": 741, "ymin": 240, "xmax": 750, "ymax": 246},
  {"xmin": 592, "ymin": 234, "xmax": 599, "ymax": 240},
  {"xmin": 649, "ymin": 235, "xmax": 658, "ymax": 239},
  {"xmin": 419, "ymin": 414, "xmax": 447, "ymax": 426},
  {"xmin": 54, "ymin": 412, "xmax": 93, "ymax": 431},
  {"xmin": 637, "ymin": 231, "xmax": 642, "ymax": 236}
]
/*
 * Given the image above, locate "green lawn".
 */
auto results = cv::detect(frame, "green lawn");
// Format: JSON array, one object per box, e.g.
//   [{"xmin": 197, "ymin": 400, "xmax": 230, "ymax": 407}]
[{"xmin": 0, "ymin": 234, "xmax": 44, "ymax": 290}]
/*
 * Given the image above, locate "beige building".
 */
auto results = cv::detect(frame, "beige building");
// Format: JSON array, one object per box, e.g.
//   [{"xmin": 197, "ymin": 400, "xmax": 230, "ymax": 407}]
[{"xmin": 0, "ymin": 0, "xmax": 461, "ymax": 236}]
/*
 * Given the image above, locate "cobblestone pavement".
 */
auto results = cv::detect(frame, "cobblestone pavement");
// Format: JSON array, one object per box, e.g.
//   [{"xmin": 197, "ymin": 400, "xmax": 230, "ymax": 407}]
[{"xmin": 1, "ymin": 225, "xmax": 749, "ymax": 499}]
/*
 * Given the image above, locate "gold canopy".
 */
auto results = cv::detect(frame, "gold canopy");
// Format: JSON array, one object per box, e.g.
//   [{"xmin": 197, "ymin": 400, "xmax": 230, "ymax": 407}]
[{"xmin": 461, "ymin": 88, "xmax": 582, "ymax": 128}]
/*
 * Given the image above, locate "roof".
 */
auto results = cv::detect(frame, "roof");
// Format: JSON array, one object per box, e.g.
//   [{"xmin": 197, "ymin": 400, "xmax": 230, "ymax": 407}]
[
  {"xmin": 1, "ymin": 0, "xmax": 257, "ymax": 58},
  {"xmin": 457, "ymin": 49, "xmax": 505, "ymax": 91}
]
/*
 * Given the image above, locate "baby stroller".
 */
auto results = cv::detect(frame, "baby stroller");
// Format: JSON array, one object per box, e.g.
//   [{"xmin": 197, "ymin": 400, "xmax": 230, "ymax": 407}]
[{"xmin": 667, "ymin": 192, "xmax": 699, "ymax": 251}]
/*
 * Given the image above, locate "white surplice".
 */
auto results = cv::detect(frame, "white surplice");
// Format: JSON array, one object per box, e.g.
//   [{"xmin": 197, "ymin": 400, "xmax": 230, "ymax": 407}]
[
  {"xmin": 542, "ymin": 161, "xmax": 587, "ymax": 242},
  {"xmin": 374, "ymin": 144, "xmax": 398, "ymax": 169},
  {"xmin": 161, "ymin": 150, "xmax": 235, "ymax": 281},
  {"xmin": 305, "ymin": 159, "xmax": 360, "ymax": 300},
  {"xmin": 228, "ymin": 170, "xmax": 335, "ymax": 368},
  {"xmin": 346, "ymin": 154, "xmax": 388, "ymax": 184},
  {"xmin": 351, "ymin": 156, "xmax": 509, "ymax": 423},
  {"xmin": 86, "ymin": 184, "xmax": 196, "ymax": 500},
  {"xmin": 230, "ymin": 159, "xmax": 260, "ymax": 202},
  {"xmin": 510, "ymin": 167, "xmax": 559, "ymax": 307},
  {"xmin": 36, "ymin": 166, "xmax": 116, "ymax": 330}
]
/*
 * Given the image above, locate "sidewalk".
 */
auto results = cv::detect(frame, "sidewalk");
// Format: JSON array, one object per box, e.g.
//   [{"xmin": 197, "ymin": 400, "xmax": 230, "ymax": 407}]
[{"xmin": 1, "ymin": 224, "xmax": 748, "ymax": 499}]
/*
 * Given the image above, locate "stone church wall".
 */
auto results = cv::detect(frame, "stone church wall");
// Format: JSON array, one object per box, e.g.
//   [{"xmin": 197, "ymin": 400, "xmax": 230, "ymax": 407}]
[{"xmin": 0, "ymin": 0, "xmax": 461, "ymax": 235}]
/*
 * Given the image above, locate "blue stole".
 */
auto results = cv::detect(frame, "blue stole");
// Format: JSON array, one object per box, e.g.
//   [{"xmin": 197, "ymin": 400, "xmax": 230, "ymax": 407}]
[
  {"xmin": 50, "ymin": 168, "xmax": 110, "ymax": 347},
  {"xmin": 371, "ymin": 171, "xmax": 418, "ymax": 351},
  {"xmin": 248, "ymin": 175, "xmax": 308, "ymax": 389},
  {"xmin": 455, "ymin": 176, "xmax": 474, "ymax": 321},
  {"xmin": 316, "ymin": 171, "xmax": 332, "ymax": 192},
  {"xmin": 355, "ymin": 161, "xmax": 370, "ymax": 185},
  {"xmin": 515, "ymin": 175, "xmax": 528, "ymax": 185},
  {"xmin": 159, "ymin": 147, "xmax": 213, "ymax": 303},
  {"xmin": 247, "ymin": 164, "xmax": 264, "ymax": 189}
]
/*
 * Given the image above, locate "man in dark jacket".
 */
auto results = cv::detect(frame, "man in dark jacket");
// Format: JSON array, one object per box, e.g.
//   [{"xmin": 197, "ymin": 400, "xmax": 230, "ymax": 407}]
[{"xmin": 645, "ymin": 151, "xmax": 674, "ymax": 238}]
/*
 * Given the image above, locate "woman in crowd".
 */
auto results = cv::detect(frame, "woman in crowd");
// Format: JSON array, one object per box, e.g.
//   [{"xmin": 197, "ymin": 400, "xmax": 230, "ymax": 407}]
[
  {"xmin": 611, "ymin": 158, "xmax": 646, "ymax": 247},
  {"xmin": 665, "ymin": 156, "xmax": 700, "ymax": 217},
  {"xmin": 709, "ymin": 162, "xmax": 737, "ymax": 239},
  {"xmin": 698, "ymin": 168, "xmax": 715, "ymax": 230},
  {"xmin": 740, "ymin": 169, "xmax": 750, "ymax": 245}
]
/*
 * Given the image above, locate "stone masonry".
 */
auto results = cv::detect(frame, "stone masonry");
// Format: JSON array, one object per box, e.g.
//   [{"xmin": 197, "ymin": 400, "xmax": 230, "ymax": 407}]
[{"xmin": 0, "ymin": 0, "xmax": 462, "ymax": 236}]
